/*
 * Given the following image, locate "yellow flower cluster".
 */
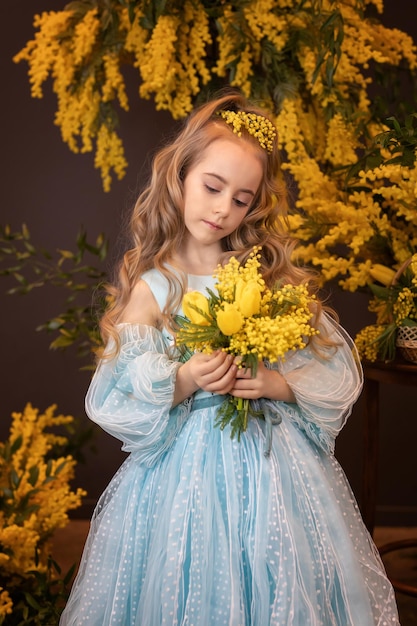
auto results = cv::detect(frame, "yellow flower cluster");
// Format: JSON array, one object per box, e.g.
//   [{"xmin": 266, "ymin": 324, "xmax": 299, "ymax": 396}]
[
  {"xmin": 134, "ymin": 1, "xmax": 212, "ymax": 118},
  {"xmin": 0, "ymin": 404, "xmax": 86, "ymax": 588},
  {"xmin": 14, "ymin": 6, "xmax": 128, "ymax": 191},
  {"xmin": 13, "ymin": 10, "xmax": 75, "ymax": 99},
  {"xmin": 179, "ymin": 1, "xmax": 212, "ymax": 101},
  {"xmin": 213, "ymin": 7, "xmax": 248, "ymax": 92},
  {"xmin": 354, "ymin": 324, "xmax": 387, "ymax": 362},
  {"xmin": 227, "ymin": 283, "xmax": 316, "ymax": 361},
  {"xmin": 220, "ymin": 110, "xmax": 277, "ymax": 152},
  {"xmin": 15, "ymin": 0, "xmax": 417, "ymax": 198},
  {"xmin": 244, "ymin": 0, "xmax": 288, "ymax": 53},
  {"xmin": 138, "ymin": 14, "xmax": 181, "ymax": 110},
  {"xmin": 0, "ymin": 587, "xmax": 13, "ymax": 620},
  {"xmin": 12, "ymin": 0, "xmax": 417, "ymax": 318},
  {"xmin": 355, "ymin": 253, "xmax": 417, "ymax": 361},
  {"xmin": 324, "ymin": 113, "xmax": 358, "ymax": 166},
  {"xmin": 72, "ymin": 8, "xmax": 100, "ymax": 66},
  {"xmin": 215, "ymin": 247, "xmax": 264, "ymax": 301},
  {"xmin": 95, "ymin": 124, "xmax": 128, "ymax": 192},
  {"xmin": 285, "ymin": 136, "xmax": 417, "ymax": 292},
  {"xmin": 178, "ymin": 247, "xmax": 318, "ymax": 361},
  {"xmin": 176, "ymin": 247, "xmax": 318, "ymax": 438},
  {"xmin": 267, "ymin": 4, "xmax": 417, "ymax": 290},
  {"xmin": 393, "ymin": 287, "xmax": 416, "ymax": 324},
  {"xmin": 102, "ymin": 53, "xmax": 129, "ymax": 110}
]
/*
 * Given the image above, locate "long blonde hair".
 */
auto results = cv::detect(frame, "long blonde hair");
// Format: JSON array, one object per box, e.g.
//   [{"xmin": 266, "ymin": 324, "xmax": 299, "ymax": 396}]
[{"xmin": 100, "ymin": 90, "xmax": 335, "ymax": 356}]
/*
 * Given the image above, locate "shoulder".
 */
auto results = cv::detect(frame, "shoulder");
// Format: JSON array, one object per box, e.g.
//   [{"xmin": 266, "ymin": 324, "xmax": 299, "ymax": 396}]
[{"xmin": 118, "ymin": 279, "xmax": 162, "ymax": 327}]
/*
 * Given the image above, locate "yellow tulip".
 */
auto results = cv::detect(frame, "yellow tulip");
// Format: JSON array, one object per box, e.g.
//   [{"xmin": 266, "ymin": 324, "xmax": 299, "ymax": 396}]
[
  {"xmin": 182, "ymin": 291, "xmax": 211, "ymax": 325},
  {"xmin": 235, "ymin": 278, "xmax": 262, "ymax": 317},
  {"xmin": 216, "ymin": 303, "xmax": 244, "ymax": 335},
  {"xmin": 369, "ymin": 264, "xmax": 396, "ymax": 286}
]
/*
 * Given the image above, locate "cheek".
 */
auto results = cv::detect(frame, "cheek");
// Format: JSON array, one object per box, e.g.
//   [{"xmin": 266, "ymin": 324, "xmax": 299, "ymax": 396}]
[
  {"xmin": 232, "ymin": 210, "xmax": 249, "ymax": 230},
  {"xmin": 183, "ymin": 182, "xmax": 200, "ymax": 209}
]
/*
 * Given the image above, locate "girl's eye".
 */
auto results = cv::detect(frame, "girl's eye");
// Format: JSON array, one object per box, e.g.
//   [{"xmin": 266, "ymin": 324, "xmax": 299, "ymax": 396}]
[
  {"xmin": 205, "ymin": 184, "xmax": 219, "ymax": 194},
  {"xmin": 234, "ymin": 198, "xmax": 249, "ymax": 208}
]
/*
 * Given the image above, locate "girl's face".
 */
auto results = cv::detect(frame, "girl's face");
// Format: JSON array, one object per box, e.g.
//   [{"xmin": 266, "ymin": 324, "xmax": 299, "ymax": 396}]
[{"xmin": 181, "ymin": 137, "xmax": 263, "ymax": 254}]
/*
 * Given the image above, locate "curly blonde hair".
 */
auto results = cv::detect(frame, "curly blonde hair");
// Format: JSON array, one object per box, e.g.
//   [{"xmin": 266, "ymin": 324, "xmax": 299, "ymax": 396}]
[{"xmin": 100, "ymin": 90, "xmax": 336, "ymax": 356}]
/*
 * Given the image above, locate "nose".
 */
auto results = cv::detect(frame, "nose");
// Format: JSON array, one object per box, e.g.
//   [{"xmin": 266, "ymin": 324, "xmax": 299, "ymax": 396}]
[{"xmin": 214, "ymin": 194, "xmax": 231, "ymax": 217}]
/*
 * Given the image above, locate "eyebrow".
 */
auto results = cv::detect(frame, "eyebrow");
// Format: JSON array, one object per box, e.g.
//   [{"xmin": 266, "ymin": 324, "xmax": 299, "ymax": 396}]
[{"xmin": 204, "ymin": 172, "xmax": 256, "ymax": 197}]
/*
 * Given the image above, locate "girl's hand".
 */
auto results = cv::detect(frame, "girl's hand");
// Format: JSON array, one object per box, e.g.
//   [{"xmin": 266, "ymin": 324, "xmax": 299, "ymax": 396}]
[
  {"xmin": 189, "ymin": 351, "xmax": 237, "ymax": 394},
  {"xmin": 231, "ymin": 359, "xmax": 296, "ymax": 403},
  {"xmin": 173, "ymin": 351, "xmax": 237, "ymax": 406}
]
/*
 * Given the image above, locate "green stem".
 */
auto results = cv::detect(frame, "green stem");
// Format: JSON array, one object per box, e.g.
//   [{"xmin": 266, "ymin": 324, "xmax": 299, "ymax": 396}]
[{"xmin": 243, "ymin": 398, "xmax": 249, "ymax": 432}]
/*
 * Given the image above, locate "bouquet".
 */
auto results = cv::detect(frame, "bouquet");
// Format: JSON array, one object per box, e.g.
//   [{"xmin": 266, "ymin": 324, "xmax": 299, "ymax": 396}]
[
  {"xmin": 355, "ymin": 254, "xmax": 417, "ymax": 362},
  {"xmin": 175, "ymin": 247, "xmax": 318, "ymax": 440}
]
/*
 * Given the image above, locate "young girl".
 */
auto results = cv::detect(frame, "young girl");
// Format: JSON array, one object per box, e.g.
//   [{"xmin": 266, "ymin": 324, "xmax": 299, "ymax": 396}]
[{"xmin": 60, "ymin": 92, "xmax": 399, "ymax": 625}]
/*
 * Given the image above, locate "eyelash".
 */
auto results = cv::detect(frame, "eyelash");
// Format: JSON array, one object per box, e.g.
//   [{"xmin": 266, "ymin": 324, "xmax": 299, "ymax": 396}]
[{"xmin": 204, "ymin": 185, "xmax": 249, "ymax": 208}]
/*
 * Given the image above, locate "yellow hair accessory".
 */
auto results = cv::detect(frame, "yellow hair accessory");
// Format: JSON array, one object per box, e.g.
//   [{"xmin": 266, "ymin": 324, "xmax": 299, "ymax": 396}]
[{"xmin": 219, "ymin": 110, "xmax": 277, "ymax": 152}]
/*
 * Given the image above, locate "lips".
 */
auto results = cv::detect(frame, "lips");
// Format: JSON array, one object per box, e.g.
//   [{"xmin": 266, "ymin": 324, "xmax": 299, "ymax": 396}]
[{"xmin": 203, "ymin": 220, "xmax": 222, "ymax": 230}]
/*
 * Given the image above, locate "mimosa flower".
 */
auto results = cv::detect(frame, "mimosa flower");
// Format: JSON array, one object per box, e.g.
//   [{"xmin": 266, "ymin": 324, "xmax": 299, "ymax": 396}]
[
  {"xmin": 355, "ymin": 255, "xmax": 417, "ymax": 362},
  {"xmin": 0, "ymin": 403, "xmax": 86, "ymax": 619},
  {"xmin": 0, "ymin": 588, "xmax": 13, "ymax": 618}
]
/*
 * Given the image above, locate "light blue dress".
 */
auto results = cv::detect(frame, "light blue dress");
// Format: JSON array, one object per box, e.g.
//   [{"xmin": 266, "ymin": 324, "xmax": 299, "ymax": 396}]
[{"xmin": 60, "ymin": 270, "xmax": 399, "ymax": 625}]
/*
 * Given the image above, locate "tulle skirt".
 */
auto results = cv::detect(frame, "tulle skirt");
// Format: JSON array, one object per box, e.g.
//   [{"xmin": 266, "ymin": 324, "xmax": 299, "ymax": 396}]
[{"xmin": 60, "ymin": 407, "xmax": 399, "ymax": 625}]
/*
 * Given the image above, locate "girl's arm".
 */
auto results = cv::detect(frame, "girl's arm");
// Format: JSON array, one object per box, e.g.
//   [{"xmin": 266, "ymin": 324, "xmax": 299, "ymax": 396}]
[
  {"xmin": 118, "ymin": 279, "xmax": 161, "ymax": 326},
  {"xmin": 120, "ymin": 280, "xmax": 240, "ymax": 407}
]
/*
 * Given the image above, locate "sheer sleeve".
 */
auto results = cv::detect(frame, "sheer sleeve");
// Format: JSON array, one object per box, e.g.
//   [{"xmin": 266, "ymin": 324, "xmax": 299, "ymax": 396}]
[
  {"xmin": 277, "ymin": 314, "xmax": 363, "ymax": 454},
  {"xmin": 85, "ymin": 324, "xmax": 190, "ymax": 466}
]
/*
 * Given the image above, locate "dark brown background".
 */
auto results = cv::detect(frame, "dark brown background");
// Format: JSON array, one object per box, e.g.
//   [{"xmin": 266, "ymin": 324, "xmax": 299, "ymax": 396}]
[{"xmin": 1, "ymin": 0, "xmax": 416, "ymax": 524}]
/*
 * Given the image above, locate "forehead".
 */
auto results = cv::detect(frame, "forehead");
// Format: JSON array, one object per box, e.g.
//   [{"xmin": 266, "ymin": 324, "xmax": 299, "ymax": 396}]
[
  {"xmin": 188, "ymin": 137, "xmax": 264, "ymax": 193},
  {"xmin": 194, "ymin": 136, "xmax": 263, "ymax": 171}
]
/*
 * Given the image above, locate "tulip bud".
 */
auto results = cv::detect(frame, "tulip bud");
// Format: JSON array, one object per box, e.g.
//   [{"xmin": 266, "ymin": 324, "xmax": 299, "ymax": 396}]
[
  {"xmin": 369, "ymin": 264, "xmax": 396, "ymax": 287},
  {"xmin": 216, "ymin": 303, "xmax": 244, "ymax": 335},
  {"xmin": 235, "ymin": 278, "xmax": 262, "ymax": 317},
  {"xmin": 182, "ymin": 291, "xmax": 211, "ymax": 325}
]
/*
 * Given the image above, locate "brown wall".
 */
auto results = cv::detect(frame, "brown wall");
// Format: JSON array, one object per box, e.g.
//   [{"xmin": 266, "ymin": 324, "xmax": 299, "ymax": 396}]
[{"xmin": 1, "ymin": 0, "xmax": 416, "ymax": 525}]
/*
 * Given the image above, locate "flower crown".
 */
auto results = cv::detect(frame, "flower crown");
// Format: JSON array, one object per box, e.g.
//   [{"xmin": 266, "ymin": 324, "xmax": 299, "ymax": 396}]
[{"xmin": 219, "ymin": 110, "xmax": 277, "ymax": 153}]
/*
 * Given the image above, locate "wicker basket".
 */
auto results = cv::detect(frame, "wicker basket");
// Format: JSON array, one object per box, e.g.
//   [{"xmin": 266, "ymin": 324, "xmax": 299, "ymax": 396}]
[
  {"xmin": 396, "ymin": 326, "xmax": 417, "ymax": 363},
  {"xmin": 390, "ymin": 258, "xmax": 417, "ymax": 362}
]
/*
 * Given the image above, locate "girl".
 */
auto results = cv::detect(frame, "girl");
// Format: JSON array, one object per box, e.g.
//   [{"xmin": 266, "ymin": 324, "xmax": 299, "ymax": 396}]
[{"xmin": 60, "ymin": 92, "xmax": 399, "ymax": 625}]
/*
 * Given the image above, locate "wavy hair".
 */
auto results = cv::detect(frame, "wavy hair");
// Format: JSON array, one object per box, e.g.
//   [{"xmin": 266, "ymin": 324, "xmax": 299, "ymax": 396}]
[{"xmin": 100, "ymin": 90, "xmax": 336, "ymax": 357}]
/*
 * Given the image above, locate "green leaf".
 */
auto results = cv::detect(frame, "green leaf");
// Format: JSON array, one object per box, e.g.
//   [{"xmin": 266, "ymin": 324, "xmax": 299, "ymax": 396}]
[
  {"xmin": 28, "ymin": 465, "xmax": 40, "ymax": 487},
  {"xmin": 24, "ymin": 592, "xmax": 42, "ymax": 611},
  {"xmin": 10, "ymin": 434, "xmax": 23, "ymax": 455},
  {"xmin": 12, "ymin": 272, "xmax": 27, "ymax": 284},
  {"xmin": 401, "ymin": 318, "xmax": 417, "ymax": 327},
  {"xmin": 10, "ymin": 468, "xmax": 22, "ymax": 489},
  {"xmin": 368, "ymin": 283, "xmax": 391, "ymax": 299},
  {"xmin": 46, "ymin": 458, "xmax": 54, "ymax": 477}
]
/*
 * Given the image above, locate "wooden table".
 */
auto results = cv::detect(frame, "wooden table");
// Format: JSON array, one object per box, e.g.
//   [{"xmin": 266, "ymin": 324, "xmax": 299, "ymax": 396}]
[
  {"xmin": 361, "ymin": 358, "xmax": 417, "ymax": 597},
  {"xmin": 361, "ymin": 358, "xmax": 417, "ymax": 534}
]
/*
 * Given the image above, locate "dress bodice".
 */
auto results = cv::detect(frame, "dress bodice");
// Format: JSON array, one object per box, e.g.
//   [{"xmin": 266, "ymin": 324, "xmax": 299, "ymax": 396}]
[{"xmin": 141, "ymin": 267, "xmax": 216, "ymax": 314}]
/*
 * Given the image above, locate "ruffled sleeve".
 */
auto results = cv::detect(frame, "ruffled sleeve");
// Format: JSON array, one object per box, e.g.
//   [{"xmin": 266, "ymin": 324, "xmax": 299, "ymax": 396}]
[
  {"xmin": 277, "ymin": 314, "xmax": 363, "ymax": 454},
  {"xmin": 85, "ymin": 323, "xmax": 190, "ymax": 466}
]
